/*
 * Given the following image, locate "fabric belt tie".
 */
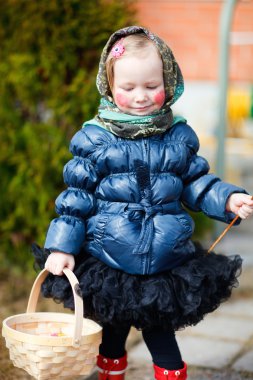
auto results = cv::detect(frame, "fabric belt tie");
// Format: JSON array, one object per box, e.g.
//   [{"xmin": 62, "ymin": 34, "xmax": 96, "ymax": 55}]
[{"xmin": 126, "ymin": 200, "xmax": 182, "ymax": 255}]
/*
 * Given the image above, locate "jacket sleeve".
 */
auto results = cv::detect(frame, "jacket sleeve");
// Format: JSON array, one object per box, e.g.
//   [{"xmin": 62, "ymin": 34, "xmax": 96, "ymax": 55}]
[
  {"xmin": 44, "ymin": 128, "xmax": 99, "ymax": 254},
  {"xmin": 180, "ymin": 126, "xmax": 246, "ymax": 224}
]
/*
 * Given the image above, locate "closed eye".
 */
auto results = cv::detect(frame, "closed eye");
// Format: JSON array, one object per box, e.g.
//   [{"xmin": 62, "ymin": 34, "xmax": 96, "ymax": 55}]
[{"xmin": 122, "ymin": 87, "xmax": 134, "ymax": 91}]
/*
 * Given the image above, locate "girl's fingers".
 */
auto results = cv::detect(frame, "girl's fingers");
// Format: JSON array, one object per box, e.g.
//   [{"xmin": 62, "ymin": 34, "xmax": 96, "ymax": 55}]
[
  {"xmin": 238, "ymin": 205, "xmax": 253, "ymax": 219},
  {"xmin": 67, "ymin": 261, "xmax": 75, "ymax": 271},
  {"xmin": 55, "ymin": 265, "xmax": 64, "ymax": 276},
  {"xmin": 243, "ymin": 196, "xmax": 253, "ymax": 206},
  {"xmin": 241, "ymin": 204, "xmax": 253, "ymax": 213},
  {"xmin": 238, "ymin": 209, "xmax": 247, "ymax": 219},
  {"xmin": 45, "ymin": 256, "xmax": 64, "ymax": 275}
]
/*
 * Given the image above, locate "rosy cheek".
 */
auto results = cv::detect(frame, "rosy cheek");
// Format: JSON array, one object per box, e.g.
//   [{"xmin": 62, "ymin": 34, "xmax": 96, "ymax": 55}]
[
  {"xmin": 115, "ymin": 93, "xmax": 129, "ymax": 107},
  {"xmin": 154, "ymin": 90, "xmax": 165, "ymax": 107}
]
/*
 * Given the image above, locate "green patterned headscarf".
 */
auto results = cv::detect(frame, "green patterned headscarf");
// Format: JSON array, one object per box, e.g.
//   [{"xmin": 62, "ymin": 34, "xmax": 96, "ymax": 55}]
[{"xmin": 86, "ymin": 26, "xmax": 184, "ymax": 139}]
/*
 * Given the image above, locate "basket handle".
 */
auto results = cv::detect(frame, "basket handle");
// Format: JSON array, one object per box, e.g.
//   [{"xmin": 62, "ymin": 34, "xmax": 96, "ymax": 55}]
[{"xmin": 26, "ymin": 268, "xmax": 83, "ymax": 347}]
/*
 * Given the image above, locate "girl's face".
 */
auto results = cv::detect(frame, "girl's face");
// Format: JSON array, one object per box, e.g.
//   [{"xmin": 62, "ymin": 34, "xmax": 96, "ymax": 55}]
[{"xmin": 112, "ymin": 46, "xmax": 165, "ymax": 116}]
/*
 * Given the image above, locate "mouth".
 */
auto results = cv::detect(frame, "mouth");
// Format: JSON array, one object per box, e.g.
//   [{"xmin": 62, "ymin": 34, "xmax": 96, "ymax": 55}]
[{"xmin": 133, "ymin": 105, "xmax": 153, "ymax": 111}]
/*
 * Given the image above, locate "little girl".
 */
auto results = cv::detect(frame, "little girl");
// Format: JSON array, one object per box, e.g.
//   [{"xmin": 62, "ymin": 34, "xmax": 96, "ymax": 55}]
[{"xmin": 33, "ymin": 26, "xmax": 253, "ymax": 380}]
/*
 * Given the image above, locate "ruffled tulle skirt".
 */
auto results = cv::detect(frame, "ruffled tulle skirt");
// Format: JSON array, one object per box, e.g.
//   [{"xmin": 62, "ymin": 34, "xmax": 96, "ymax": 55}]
[{"xmin": 32, "ymin": 243, "xmax": 242, "ymax": 331}]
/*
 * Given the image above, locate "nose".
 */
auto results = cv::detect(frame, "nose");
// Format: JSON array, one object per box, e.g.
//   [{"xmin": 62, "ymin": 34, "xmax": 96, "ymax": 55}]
[{"xmin": 134, "ymin": 89, "xmax": 148, "ymax": 103}]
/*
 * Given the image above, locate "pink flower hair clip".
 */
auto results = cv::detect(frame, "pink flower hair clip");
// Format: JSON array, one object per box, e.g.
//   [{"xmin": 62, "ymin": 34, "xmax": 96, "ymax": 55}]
[{"xmin": 111, "ymin": 39, "xmax": 125, "ymax": 58}]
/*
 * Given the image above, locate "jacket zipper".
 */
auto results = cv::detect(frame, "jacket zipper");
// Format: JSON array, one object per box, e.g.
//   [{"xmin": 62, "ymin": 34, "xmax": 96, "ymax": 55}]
[
  {"xmin": 142, "ymin": 138, "xmax": 151, "ymax": 274},
  {"xmin": 143, "ymin": 138, "xmax": 149, "ymax": 162}
]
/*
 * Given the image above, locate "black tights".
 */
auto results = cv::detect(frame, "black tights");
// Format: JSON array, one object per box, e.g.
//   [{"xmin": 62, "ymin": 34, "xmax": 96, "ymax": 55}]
[{"xmin": 99, "ymin": 324, "xmax": 183, "ymax": 370}]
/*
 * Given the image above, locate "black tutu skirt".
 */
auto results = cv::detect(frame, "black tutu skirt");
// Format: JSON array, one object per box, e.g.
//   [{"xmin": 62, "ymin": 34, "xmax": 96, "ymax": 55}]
[{"xmin": 32, "ymin": 243, "xmax": 242, "ymax": 331}]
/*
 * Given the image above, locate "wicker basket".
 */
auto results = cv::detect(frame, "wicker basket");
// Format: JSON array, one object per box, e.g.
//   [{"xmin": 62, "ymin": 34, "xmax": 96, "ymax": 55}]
[{"xmin": 2, "ymin": 268, "xmax": 102, "ymax": 380}]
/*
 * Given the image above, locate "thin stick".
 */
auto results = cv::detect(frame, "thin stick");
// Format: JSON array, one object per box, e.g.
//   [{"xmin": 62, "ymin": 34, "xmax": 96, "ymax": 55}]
[
  {"xmin": 208, "ymin": 195, "xmax": 253, "ymax": 253},
  {"xmin": 208, "ymin": 215, "xmax": 239, "ymax": 253}
]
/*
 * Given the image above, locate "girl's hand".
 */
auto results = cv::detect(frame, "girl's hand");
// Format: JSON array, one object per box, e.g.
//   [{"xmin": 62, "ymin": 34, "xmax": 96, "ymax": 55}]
[
  {"xmin": 226, "ymin": 193, "xmax": 253, "ymax": 219},
  {"xmin": 45, "ymin": 251, "xmax": 75, "ymax": 276}
]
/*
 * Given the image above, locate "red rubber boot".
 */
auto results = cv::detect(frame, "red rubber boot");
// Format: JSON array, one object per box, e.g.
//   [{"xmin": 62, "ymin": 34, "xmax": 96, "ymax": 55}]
[
  {"xmin": 97, "ymin": 353, "xmax": 128, "ymax": 380},
  {"xmin": 153, "ymin": 362, "xmax": 187, "ymax": 380}
]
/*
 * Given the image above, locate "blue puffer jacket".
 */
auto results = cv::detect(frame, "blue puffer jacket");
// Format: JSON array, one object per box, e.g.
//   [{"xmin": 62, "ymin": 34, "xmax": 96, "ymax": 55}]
[{"xmin": 44, "ymin": 121, "xmax": 244, "ymax": 274}]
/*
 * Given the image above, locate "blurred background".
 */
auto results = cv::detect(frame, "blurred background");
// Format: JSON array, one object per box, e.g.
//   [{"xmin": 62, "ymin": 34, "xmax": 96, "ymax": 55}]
[
  {"xmin": 0, "ymin": 1, "xmax": 253, "ymax": 379},
  {"xmin": 0, "ymin": 0, "xmax": 252, "ymax": 274}
]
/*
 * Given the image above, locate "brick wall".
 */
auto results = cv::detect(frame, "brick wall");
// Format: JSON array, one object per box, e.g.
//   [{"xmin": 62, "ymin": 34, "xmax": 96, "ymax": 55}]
[{"xmin": 135, "ymin": 1, "xmax": 253, "ymax": 82}]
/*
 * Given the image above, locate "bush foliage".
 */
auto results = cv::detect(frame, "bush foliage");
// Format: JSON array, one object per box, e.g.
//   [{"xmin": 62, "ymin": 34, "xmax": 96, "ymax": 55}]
[{"xmin": 0, "ymin": 0, "xmax": 135, "ymax": 272}]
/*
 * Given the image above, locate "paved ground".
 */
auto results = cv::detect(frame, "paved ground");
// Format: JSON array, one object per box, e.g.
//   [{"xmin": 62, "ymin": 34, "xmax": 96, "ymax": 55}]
[
  {"xmin": 87, "ymin": 216, "xmax": 253, "ymax": 380},
  {"xmin": 127, "ymin": 298, "xmax": 253, "ymax": 379}
]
